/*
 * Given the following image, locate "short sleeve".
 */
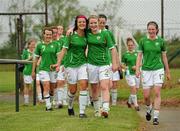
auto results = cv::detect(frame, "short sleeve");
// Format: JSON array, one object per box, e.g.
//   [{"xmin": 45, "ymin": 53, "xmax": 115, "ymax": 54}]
[
  {"xmin": 105, "ymin": 31, "xmax": 114, "ymax": 49},
  {"xmin": 56, "ymin": 43, "xmax": 61, "ymax": 55},
  {"xmin": 21, "ymin": 49, "xmax": 27, "ymax": 60},
  {"xmin": 34, "ymin": 44, "xmax": 41, "ymax": 57},
  {"xmin": 161, "ymin": 40, "xmax": 166, "ymax": 53},
  {"xmin": 121, "ymin": 54, "xmax": 126, "ymax": 64},
  {"xmin": 137, "ymin": 39, "xmax": 143, "ymax": 52},
  {"xmin": 109, "ymin": 31, "xmax": 116, "ymax": 45},
  {"xmin": 63, "ymin": 36, "xmax": 70, "ymax": 49}
]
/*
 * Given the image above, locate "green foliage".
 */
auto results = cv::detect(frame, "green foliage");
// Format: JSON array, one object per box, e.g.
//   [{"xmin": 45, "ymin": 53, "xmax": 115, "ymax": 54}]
[
  {"xmin": 133, "ymin": 30, "xmax": 146, "ymax": 43},
  {"xmin": 166, "ymin": 36, "xmax": 180, "ymax": 68},
  {"xmin": 33, "ymin": 0, "xmax": 90, "ymax": 31},
  {"xmin": 0, "ymin": 33, "xmax": 17, "ymax": 58},
  {"xmin": 94, "ymin": 0, "xmax": 124, "ymax": 30}
]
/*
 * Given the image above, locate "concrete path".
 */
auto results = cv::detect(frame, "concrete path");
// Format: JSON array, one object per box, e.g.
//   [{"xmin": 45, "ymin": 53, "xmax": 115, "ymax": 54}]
[{"xmin": 138, "ymin": 106, "xmax": 180, "ymax": 131}]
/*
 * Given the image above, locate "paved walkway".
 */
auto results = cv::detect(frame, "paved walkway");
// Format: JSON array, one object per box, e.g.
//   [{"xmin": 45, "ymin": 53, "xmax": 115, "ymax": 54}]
[{"xmin": 138, "ymin": 106, "xmax": 180, "ymax": 131}]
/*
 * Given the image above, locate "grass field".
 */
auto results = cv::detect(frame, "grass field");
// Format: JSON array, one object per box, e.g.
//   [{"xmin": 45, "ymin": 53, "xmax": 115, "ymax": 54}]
[
  {"xmin": 118, "ymin": 68, "xmax": 180, "ymax": 101},
  {"xmin": 0, "ymin": 101, "xmax": 141, "ymax": 131},
  {"xmin": 0, "ymin": 71, "xmax": 15, "ymax": 92},
  {"xmin": 0, "ymin": 68, "xmax": 179, "ymax": 131}
]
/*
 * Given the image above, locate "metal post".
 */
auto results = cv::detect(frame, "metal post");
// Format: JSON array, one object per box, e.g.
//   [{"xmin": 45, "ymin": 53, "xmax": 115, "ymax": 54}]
[
  {"xmin": 16, "ymin": 18, "xmax": 20, "ymax": 59},
  {"xmin": 45, "ymin": 0, "xmax": 48, "ymax": 25},
  {"xmin": 15, "ymin": 64, "xmax": 20, "ymax": 112},
  {"xmin": 17, "ymin": 15, "xmax": 24, "ymax": 95},
  {"xmin": 19, "ymin": 15, "xmax": 24, "ymax": 54},
  {"xmin": 16, "ymin": 15, "xmax": 23, "ymax": 59},
  {"xmin": 161, "ymin": 0, "xmax": 164, "ymax": 38},
  {"xmin": 33, "ymin": 72, "xmax": 36, "ymax": 106}
]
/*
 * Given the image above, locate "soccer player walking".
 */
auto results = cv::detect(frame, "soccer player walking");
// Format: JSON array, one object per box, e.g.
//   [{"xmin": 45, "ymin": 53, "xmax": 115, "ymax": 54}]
[
  {"xmin": 98, "ymin": 14, "xmax": 120, "ymax": 106},
  {"xmin": 87, "ymin": 15, "xmax": 118, "ymax": 118},
  {"xmin": 122, "ymin": 38, "xmax": 140, "ymax": 111},
  {"xmin": 22, "ymin": 38, "xmax": 36, "ymax": 105},
  {"xmin": 136, "ymin": 21, "xmax": 171, "ymax": 125},
  {"xmin": 55, "ymin": 15, "xmax": 89, "ymax": 118},
  {"xmin": 32, "ymin": 27, "xmax": 60, "ymax": 111}
]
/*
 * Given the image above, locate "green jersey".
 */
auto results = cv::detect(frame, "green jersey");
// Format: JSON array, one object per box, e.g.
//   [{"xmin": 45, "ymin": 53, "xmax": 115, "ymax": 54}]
[
  {"xmin": 87, "ymin": 30, "xmax": 114, "ymax": 66},
  {"xmin": 138, "ymin": 35, "xmax": 166, "ymax": 70},
  {"xmin": 63, "ymin": 32, "xmax": 87, "ymax": 68},
  {"xmin": 53, "ymin": 35, "xmax": 67, "ymax": 65},
  {"xmin": 21, "ymin": 49, "xmax": 33, "ymax": 75},
  {"xmin": 122, "ymin": 51, "xmax": 138, "ymax": 75},
  {"xmin": 104, "ymin": 29, "xmax": 116, "ymax": 63},
  {"xmin": 34, "ymin": 41, "xmax": 60, "ymax": 72}
]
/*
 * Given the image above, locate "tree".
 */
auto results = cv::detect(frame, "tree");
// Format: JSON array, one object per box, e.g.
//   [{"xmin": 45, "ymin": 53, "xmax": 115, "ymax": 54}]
[
  {"xmin": 33, "ymin": 0, "xmax": 89, "ymax": 31},
  {"xmin": 133, "ymin": 30, "xmax": 145, "ymax": 43},
  {"xmin": 0, "ymin": 33, "xmax": 17, "ymax": 58},
  {"xmin": 94, "ymin": 0, "xmax": 124, "ymax": 31}
]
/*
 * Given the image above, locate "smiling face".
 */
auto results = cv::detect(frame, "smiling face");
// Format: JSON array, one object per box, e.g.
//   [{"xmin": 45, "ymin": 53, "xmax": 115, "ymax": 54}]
[
  {"xmin": 127, "ymin": 40, "xmax": 135, "ymax": 52},
  {"xmin": 89, "ymin": 18, "xmax": 98, "ymax": 32},
  {"xmin": 147, "ymin": 23, "xmax": 158, "ymax": 39},
  {"xmin": 44, "ymin": 29, "xmax": 52, "ymax": 43},
  {"xmin": 57, "ymin": 26, "xmax": 63, "ymax": 36},
  {"xmin": 28, "ymin": 40, "xmax": 36, "ymax": 52},
  {"xmin": 98, "ymin": 17, "xmax": 106, "ymax": 30},
  {"xmin": 77, "ymin": 18, "xmax": 86, "ymax": 30}
]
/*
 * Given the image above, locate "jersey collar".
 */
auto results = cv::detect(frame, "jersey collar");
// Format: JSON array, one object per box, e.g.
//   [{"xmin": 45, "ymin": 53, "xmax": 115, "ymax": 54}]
[
  {"xmin": 147, "ymin": 35, "xmax": 158, "ymax": 40},
  {"xmin": 127, "ymin": 50, "xmax": 135, "ymax": 53}
]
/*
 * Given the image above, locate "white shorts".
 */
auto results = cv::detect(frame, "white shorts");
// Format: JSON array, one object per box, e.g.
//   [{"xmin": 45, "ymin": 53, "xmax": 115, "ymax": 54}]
[
  {"xmin": 87, "ymin": 64, "xmax": 111, "ymax": 83},
  {"xmin": 23, "ymin": 75, "xmax": 33, "ymax": 84},
  {"xmin": 125, "ymin": 75, "xmax": 140, "ymax": 88},
  {"xmin": 65, "ymin": 64, "xmax": 88, "ymax": 84},
  {"xmin": 110, "ymin": 64, "xmax": 120, "ymax": 81},
  {"xmin": 57, "ymin": 65, "xmax": 66, "ymax": 81},
  {"xmin": 36, "ymin": 73, "xmax": 40, "ymax": 81},
  {"xmin": 39, "ymin": 70, "xmax": 57, "ymax": 83},
  {"xmin": 141, "ymin": 68, "xmax": 164, "ymax": 89},
  {"xmin": 110, "ymin": 71, "xmax": 120, "ymax": 81}
]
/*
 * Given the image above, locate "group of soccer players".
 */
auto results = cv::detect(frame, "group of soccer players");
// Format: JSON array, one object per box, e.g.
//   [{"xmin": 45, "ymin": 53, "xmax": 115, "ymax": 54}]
[{"xmin": 21, "ymin": 14, "xmax": 170, "ymax": 125}]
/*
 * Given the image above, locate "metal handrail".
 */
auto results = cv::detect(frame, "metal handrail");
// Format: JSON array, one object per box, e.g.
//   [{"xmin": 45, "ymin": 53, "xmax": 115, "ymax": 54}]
[{"xmin": 0, "ymin": 59, "xmax": 36, "ymax": 112}]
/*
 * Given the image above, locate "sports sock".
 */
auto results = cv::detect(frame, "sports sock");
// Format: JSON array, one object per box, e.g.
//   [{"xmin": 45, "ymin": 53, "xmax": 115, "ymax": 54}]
[
  {"xmin": 131, "ymin": 94, "xmax": 138, "ymax": 106},
  {"xmin": 24, "ymin": 95, "xmax": 29, "ymax": 104},
  {"xmin": 128, "ymin": 95, "xmax": 132, "ymax": 104},
  {"xmin": 79, "ymin": 90, "xmax": 88, "ymax": 114},
  {"xmin": 146, "ymin": 104, "xmax": 152, "ymax": 114},
  {"xmin": 153, "ymin": 110, "xmax": 159, "ymax": 119},
  {"xmin": 57, "ymin": 88, "xmax": 64, "ymax": 105},
  {"xmin": 44, "ymin": 94, "xmax": 51, "ymax": 109},
  {"xmin": 102, "ymin": 101, "xmax": 109, "ymax": 112},
  {"xmin": 111, "ymin": 89, "xmax": 117, "ymax": 105},
  {"xmin": 67, "ymin": 91, "xmax": 75, "ymax": 109}
]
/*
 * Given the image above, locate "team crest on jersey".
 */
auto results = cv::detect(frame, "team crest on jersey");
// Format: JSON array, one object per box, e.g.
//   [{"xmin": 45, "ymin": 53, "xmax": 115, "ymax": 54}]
[
  {"xmin": 97, "ymin": 36, "xmax": 101, "ymax": 40},
  {"xmin": 155, "ymin": 42, "xmax": 159, "ymax": 46}
]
